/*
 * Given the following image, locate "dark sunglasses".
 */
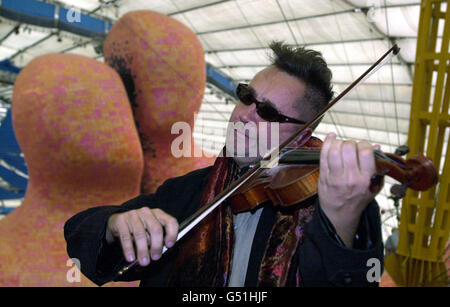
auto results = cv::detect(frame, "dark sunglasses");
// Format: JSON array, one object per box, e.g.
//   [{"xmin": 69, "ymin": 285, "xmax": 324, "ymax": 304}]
[{"xmin": 236, "ymin": 83, "xmax": 306, "ymax": 125}]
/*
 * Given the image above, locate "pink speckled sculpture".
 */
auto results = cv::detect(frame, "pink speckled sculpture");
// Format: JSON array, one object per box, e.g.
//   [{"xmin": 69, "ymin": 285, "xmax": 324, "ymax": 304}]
[
  {"xmin": 0, "ymin": 54, "xmax": 141, "ymax": 286},
  {"xmin": 103, "ymin": 10, "xmax": 215, "ymax": 194}
]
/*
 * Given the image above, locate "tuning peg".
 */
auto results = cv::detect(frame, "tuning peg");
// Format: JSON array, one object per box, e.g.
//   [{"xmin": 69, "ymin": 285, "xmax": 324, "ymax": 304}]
[
  {"xmin": 370, "ymin": 174, "xmax": 384, "ymax": 193},
  {"xmin": 390, "ymin": 183, "xmax": 407, "ymax": 199},
  {"xmin": 394, "ymin": 145, "xmax": 410, "ymax": 156}
]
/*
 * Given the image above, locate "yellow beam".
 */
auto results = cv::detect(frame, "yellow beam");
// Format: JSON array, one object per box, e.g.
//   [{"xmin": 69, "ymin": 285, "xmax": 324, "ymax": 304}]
[{"xmin": 385, "ymin": 0, "xmax": 449, "ymax": 286}]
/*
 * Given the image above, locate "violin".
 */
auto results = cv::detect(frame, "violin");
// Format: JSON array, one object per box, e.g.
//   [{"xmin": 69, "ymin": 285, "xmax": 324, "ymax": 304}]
[
  {"xmin": 117, "ymin": 44, "xmax": 439, "ymax": 276},
  {"xmin": 228, "ymin": 146, "xmax": 438, "ymax": 213}
]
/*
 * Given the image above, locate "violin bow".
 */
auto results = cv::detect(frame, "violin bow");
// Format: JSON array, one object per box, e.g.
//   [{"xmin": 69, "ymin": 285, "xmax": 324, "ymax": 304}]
[
  {"xmin": 265, "ymin": 44, "xmax": 400, "ymax": 164},
  {"xmin": 117, "ymin": 44, "xmax": 400, "ymax": 276}
]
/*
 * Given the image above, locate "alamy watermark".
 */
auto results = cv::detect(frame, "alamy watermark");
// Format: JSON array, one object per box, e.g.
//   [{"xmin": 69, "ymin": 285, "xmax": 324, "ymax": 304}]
[
  {"xmin": 66, "ymin": 7, "xmax": 81, "ymax": 23},
  {"xmin": 366, "ymin": 258, "xmax": 381, "ymax": 283},
  {"xmin": 171, "ymin": 119, "xmax": 280, "ymax": 168},
  {"xmin": 66, "ymin": 258, "xmax": 81, "ymax": 283}
]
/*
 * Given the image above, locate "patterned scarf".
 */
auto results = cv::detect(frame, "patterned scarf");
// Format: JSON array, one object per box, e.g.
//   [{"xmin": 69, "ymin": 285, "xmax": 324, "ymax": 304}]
[{"xmin": 168, "ymin": 138, "xmax": 322, "ymax": 286}]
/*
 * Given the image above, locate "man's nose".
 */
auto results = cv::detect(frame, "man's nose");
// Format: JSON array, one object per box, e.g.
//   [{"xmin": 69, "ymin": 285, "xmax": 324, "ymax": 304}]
[{"xmin": 238, "ymin": 102, "xmax": 260, "ymax": 123}]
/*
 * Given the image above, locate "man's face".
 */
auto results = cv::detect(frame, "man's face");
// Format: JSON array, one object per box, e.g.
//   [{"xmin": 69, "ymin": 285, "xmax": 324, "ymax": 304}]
[{"xmin": 226, "ymin": 66, "xmax": 313, "ymax": 166}]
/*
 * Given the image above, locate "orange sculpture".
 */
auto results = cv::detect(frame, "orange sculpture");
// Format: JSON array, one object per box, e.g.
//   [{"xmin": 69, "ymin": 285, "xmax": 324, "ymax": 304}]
[
  {"xmin": 0, "ymin": 10, "xmax": 216, "ymax": 286},
  {"xmin": 0, "ymin": 54, "xmax": 142, "ymax": 286},
  {"xmin": 103, "ymin": 10, "xmax": 215, "ymax": 194}
]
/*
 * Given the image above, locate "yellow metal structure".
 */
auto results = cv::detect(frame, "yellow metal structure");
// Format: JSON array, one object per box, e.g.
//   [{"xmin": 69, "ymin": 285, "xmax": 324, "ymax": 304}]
[{"xmin": 385, "ymin": 0, "xmax": 449, "ymax": 286}]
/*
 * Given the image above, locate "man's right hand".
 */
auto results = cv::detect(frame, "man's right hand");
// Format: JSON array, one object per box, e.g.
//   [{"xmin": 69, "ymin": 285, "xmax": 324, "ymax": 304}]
[{"xmin": 106, "ymin": 207, "xmax": 179, "ymax": 267}]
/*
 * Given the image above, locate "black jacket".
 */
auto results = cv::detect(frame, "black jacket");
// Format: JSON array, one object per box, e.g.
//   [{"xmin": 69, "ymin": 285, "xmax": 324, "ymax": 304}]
[{"xmin": 64, "ymin": 166, "xmax": 384, "ymax": 287}]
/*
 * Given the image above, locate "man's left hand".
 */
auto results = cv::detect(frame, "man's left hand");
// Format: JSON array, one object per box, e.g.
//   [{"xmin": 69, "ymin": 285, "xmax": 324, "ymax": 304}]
[{"xmin": 318, "ymin": 132, "xmax": 383, "ymax": 248}]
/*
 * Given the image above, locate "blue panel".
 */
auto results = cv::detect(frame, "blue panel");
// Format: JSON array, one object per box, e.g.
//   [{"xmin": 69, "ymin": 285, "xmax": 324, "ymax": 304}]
[
  {"xmin": 59, "ymin": 7, "xmax": 106, "ymax": 35},
  {"xmin": 3, "ymin": 0, "xmax": 54, "ymax": 19},
  {"xmin": 0, "ymin": 166, "xmax": 27, "ymax": 190},
  {"xmin": 0, "ymin": 206, "xmax": 17, "ymax": 214},
  {"xmin": 0, "ymin": 109, "xmax": 28, "ymax": 194},
  {"xmin": 0, "ymin": 0, "xmax": 56, "ymax": 28},
  {"xmin": 0, "ymin": 153, "xmax": 28, "ymax": 175},
  {"xmin": 0, "ymin": 0, "xmax": 108, "ymax": 37},
  {"xmin": 0, "ymin": 187, "xmax": 24, "ymax": 200},
  {"xmin": 0, "ymin": 59, "xmax": 22, "ymax": 73},
  {"xmin": 206, "ymin": 64, "xmax": 237, "ymax": 98},
  {"xmin": 0, "ymin": 110, "xmax": 23, "ymax": 154}
]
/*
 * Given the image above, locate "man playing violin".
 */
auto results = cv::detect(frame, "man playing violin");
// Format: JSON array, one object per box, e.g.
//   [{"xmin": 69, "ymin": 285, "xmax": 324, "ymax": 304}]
[{"xmin": 65, "ymin": 41, "xmax": 384, "ymax": 286}]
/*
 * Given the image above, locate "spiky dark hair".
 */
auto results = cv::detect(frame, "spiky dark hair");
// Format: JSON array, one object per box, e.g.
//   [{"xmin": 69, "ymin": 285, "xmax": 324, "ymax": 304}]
[{"xmin": 269, "ymin": 41, "xmax": 333, "ymax": 114}]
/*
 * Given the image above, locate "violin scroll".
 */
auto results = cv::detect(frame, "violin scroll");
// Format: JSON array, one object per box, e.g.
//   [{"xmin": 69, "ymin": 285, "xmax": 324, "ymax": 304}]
[
  {"xmin": 375, "ymin": 152, "xmax": 438, "ymax": 193},
  {"xmin": 403, "ymin": 153, "xmax": 438, "ymax": 191}
]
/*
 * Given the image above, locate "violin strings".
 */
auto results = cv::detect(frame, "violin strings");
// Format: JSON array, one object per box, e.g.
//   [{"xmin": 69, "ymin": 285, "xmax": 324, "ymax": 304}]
[
  {"xmin": 279, "ymin": 148, "xmax": 406, "ymax": 169},
  {"xmin": 374, "ymin": 149, "xmax": 405, "ymax": 168}
]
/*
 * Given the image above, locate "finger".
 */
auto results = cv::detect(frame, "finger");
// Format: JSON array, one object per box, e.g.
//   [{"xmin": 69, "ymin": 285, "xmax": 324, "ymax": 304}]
[
  {"xmin": 128, "ymin": 211, "xmax": 150, "ymax": 266},
  {"xmin": 357, "ymin": 141, "xmax": 376, "ymax": 176},
  {"xmin": 115, "ymin": 215, "xmax": 136, "ymax": 263},
  {"xmin": 139, "ymin": 209, "xmax": 164, "ymax": 261},
  {"xmin": 342, "ymin": 141, "xmax": 359, "ymax": 173},
  {"xmin": 319, "ymin": 132, "xmax": 336, "ymax": 178},
  {"xmin": 152, "ymin": 209, "xmax": 179, "ymax": 248},
  {"xmin": 327, "ymin": 138, "xmax": 344, "ymax": 175},
  {"xmin": 293, "ymin": 128, "xmax": 312, "ymax": 148}
]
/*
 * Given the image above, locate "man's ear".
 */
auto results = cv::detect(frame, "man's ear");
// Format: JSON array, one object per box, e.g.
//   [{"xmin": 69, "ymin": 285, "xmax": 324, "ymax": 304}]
[{"xmin": 290, "ymin": 128, "xmax": 312, "ymax": 148}]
